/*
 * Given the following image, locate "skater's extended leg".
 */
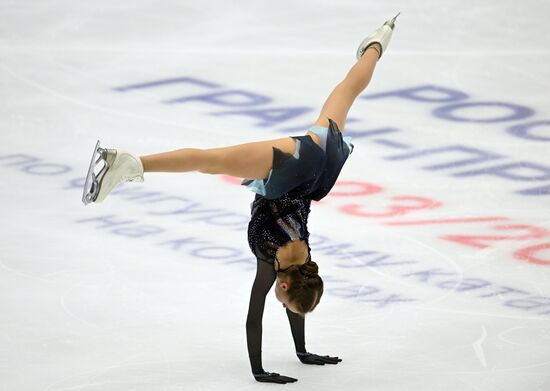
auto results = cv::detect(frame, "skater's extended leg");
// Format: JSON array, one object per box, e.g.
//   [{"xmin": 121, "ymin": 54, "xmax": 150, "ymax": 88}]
[
  {"xmin": 313, "ymin": 44, "xmax": 380, "ymax": 132},
  {"xmin": 140, "ymin": 136, "xmax": 298, "ymax": 180},
  {"xmin": 84, "ymin": 136, "xmax": 299, "ymax": 204},
  {"xmin": 313, "ymin": 14, "xmax": 399, "ymax": 132}
]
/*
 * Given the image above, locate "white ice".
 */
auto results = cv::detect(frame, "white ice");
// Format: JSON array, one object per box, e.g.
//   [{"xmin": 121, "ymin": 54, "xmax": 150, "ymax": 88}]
[{"xmin": 1, "ymin": 1, "xmax": 550, "ymax": 390}]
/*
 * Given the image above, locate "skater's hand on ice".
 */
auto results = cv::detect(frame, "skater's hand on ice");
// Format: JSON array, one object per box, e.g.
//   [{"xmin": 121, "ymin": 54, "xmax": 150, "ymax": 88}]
[
  {"xmin": 297, "ymin": 351, "xmax": 342, "ymax": 365},
  {"xmin": 253, "ymin": 370, "xmax": 297, "ymax": 384}
]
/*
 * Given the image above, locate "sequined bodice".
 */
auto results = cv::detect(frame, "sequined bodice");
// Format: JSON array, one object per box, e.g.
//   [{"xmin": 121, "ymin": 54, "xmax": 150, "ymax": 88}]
[{"xmin": 247, "ymin": 194, "xmax": 311, "ymax": 263}]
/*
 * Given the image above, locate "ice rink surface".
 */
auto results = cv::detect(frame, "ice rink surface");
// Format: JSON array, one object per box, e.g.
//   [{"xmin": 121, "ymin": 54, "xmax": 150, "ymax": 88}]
[{"xmin": 1, "ymin": 1, "xmax": 550, "ymax": 390}]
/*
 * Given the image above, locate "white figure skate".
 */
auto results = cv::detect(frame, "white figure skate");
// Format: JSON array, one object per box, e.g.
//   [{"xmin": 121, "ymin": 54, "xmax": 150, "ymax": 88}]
[
  {"xmin": 356, "ymin": 12, "xmax": 400, "ymax": 60},
  {"xmin": 82, "ymin": 140, "xmax": 144, "ymax": 205}
]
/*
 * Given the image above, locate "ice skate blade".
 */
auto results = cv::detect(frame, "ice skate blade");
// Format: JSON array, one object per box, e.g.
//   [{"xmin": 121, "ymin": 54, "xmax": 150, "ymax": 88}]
[
  {"xmin": 384, "ymin": 12, "xmax": 401, "ymax": 29},
  {"xmin": 82, "ymin": 140, "xmax": 101, "ymax": 205},
  {"xmin": 94, "ymin": 150, "xmax": 117, "ymax": 198},
  {"xmin": 82, "ymin": 141, "xmax": 116, "ymax": 205}
]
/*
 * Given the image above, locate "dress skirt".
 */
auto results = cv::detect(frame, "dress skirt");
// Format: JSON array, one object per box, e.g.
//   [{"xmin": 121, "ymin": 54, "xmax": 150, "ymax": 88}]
[{"xmin": 241, "ymin": 119, "xmax": 353, "ymax": 201}]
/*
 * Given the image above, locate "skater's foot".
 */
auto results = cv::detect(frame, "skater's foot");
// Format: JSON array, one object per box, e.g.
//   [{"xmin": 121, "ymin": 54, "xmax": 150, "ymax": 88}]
[
  {"xmin": 356, "ymin": 13, "xmax": 400, "ymax": 60},
  {"xmin": 94, "ymin": 149, "xmax": 144, "ymax": 203},
  {"xmin": 82, "ymin": 142, "xmax": 144, "ymax": 205}
]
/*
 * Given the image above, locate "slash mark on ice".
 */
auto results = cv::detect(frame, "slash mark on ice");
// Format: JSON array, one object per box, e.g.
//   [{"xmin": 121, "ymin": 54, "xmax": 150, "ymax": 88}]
[{"xmin": 473, "ymin": 326, "xmax": 488, "ymax": 367}]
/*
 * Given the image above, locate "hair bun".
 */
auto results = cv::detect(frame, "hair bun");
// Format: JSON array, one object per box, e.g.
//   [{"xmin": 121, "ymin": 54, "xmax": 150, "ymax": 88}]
[{"xmin": 299, "ymin": 260, "xmax": 319, "ymax": 278}]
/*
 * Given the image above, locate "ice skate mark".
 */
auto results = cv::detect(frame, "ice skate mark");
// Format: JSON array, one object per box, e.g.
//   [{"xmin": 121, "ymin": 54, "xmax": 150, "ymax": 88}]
[
  {"xmin": 497, "ymin": 326, "xmax": 550, "ymax": 347},
  {"xmin": 60, "ymin": 281, "xmax": 103, "ymax": 329},
  {"xmin": 372, "ymin": 139, "xmax": 411, "ymax": 149},
  {"xmin": 0, "ymin": 259, "xmax": 51, "ymax": 282},
  {"xmin": 42, "ymin": 351, "xmax": 153, "ymax": 391},
  {"xmin": 472, "ymin": 326, "xmax": 488, "ymax": 367},
  {"xmin": 0, "ymin": 63, "xmax": 193, "ymax": 128},
  {"xmin": 113, "ymin": 77, "xmax": 221, "ymax": 92}
]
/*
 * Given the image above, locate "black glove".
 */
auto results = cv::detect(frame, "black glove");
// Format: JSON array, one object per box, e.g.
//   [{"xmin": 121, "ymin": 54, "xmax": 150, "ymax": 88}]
[
  {"xmin": 253, "ymin": 370, "xmax": 298, "ymax": 384},
  {"xmin": 297, "ymin": 351, "xmax": 342, "ymax": 365}
]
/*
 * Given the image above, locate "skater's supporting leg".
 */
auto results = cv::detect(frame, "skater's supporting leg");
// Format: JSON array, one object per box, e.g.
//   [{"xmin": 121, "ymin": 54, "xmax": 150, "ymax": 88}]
[
  {"xmin": 140, "ymin": 136, "xmax": 299, "ymax": 180},
  {"xmin": 314, "ymin": 44, "xmax": 380, "ymax": 132}
]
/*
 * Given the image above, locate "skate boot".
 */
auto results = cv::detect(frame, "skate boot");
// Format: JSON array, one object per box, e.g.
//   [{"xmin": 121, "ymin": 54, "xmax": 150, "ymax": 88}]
[
  {"xmin": 82, "ymin": 140, "xmax": 144, "ymax": 205},
  {"xmin": 356, "ymin": 12, "xmax": 400, "ymax": 60}
]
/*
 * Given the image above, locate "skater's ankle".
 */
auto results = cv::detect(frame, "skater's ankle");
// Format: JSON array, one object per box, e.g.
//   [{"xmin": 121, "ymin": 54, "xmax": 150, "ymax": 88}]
[
  {"xmin": 139, "ymin": 156, "xmax": 148, "ymax": 172},
  {"xmin": 367, "ymin": 43, "xmax": 382, "ymax": 58}
]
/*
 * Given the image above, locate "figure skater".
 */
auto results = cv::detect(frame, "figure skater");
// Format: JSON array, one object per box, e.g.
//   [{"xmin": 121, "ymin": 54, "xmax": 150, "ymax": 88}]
[{"xmin": 82, "ymin": 14, "xmax": 399, "ymax": 384}]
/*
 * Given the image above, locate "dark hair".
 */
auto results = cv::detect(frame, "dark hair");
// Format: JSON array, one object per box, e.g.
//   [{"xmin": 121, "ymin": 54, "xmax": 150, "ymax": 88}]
[{"xmin": 285, "ymin": 260, "xmax": 323, "ymax": 315}]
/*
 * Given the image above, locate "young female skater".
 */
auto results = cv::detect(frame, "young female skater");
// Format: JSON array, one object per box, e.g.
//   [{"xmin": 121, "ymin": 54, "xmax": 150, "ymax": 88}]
[{"xmin": 82, "ymin": 15, "xmax": 398, "ymax": 384}]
